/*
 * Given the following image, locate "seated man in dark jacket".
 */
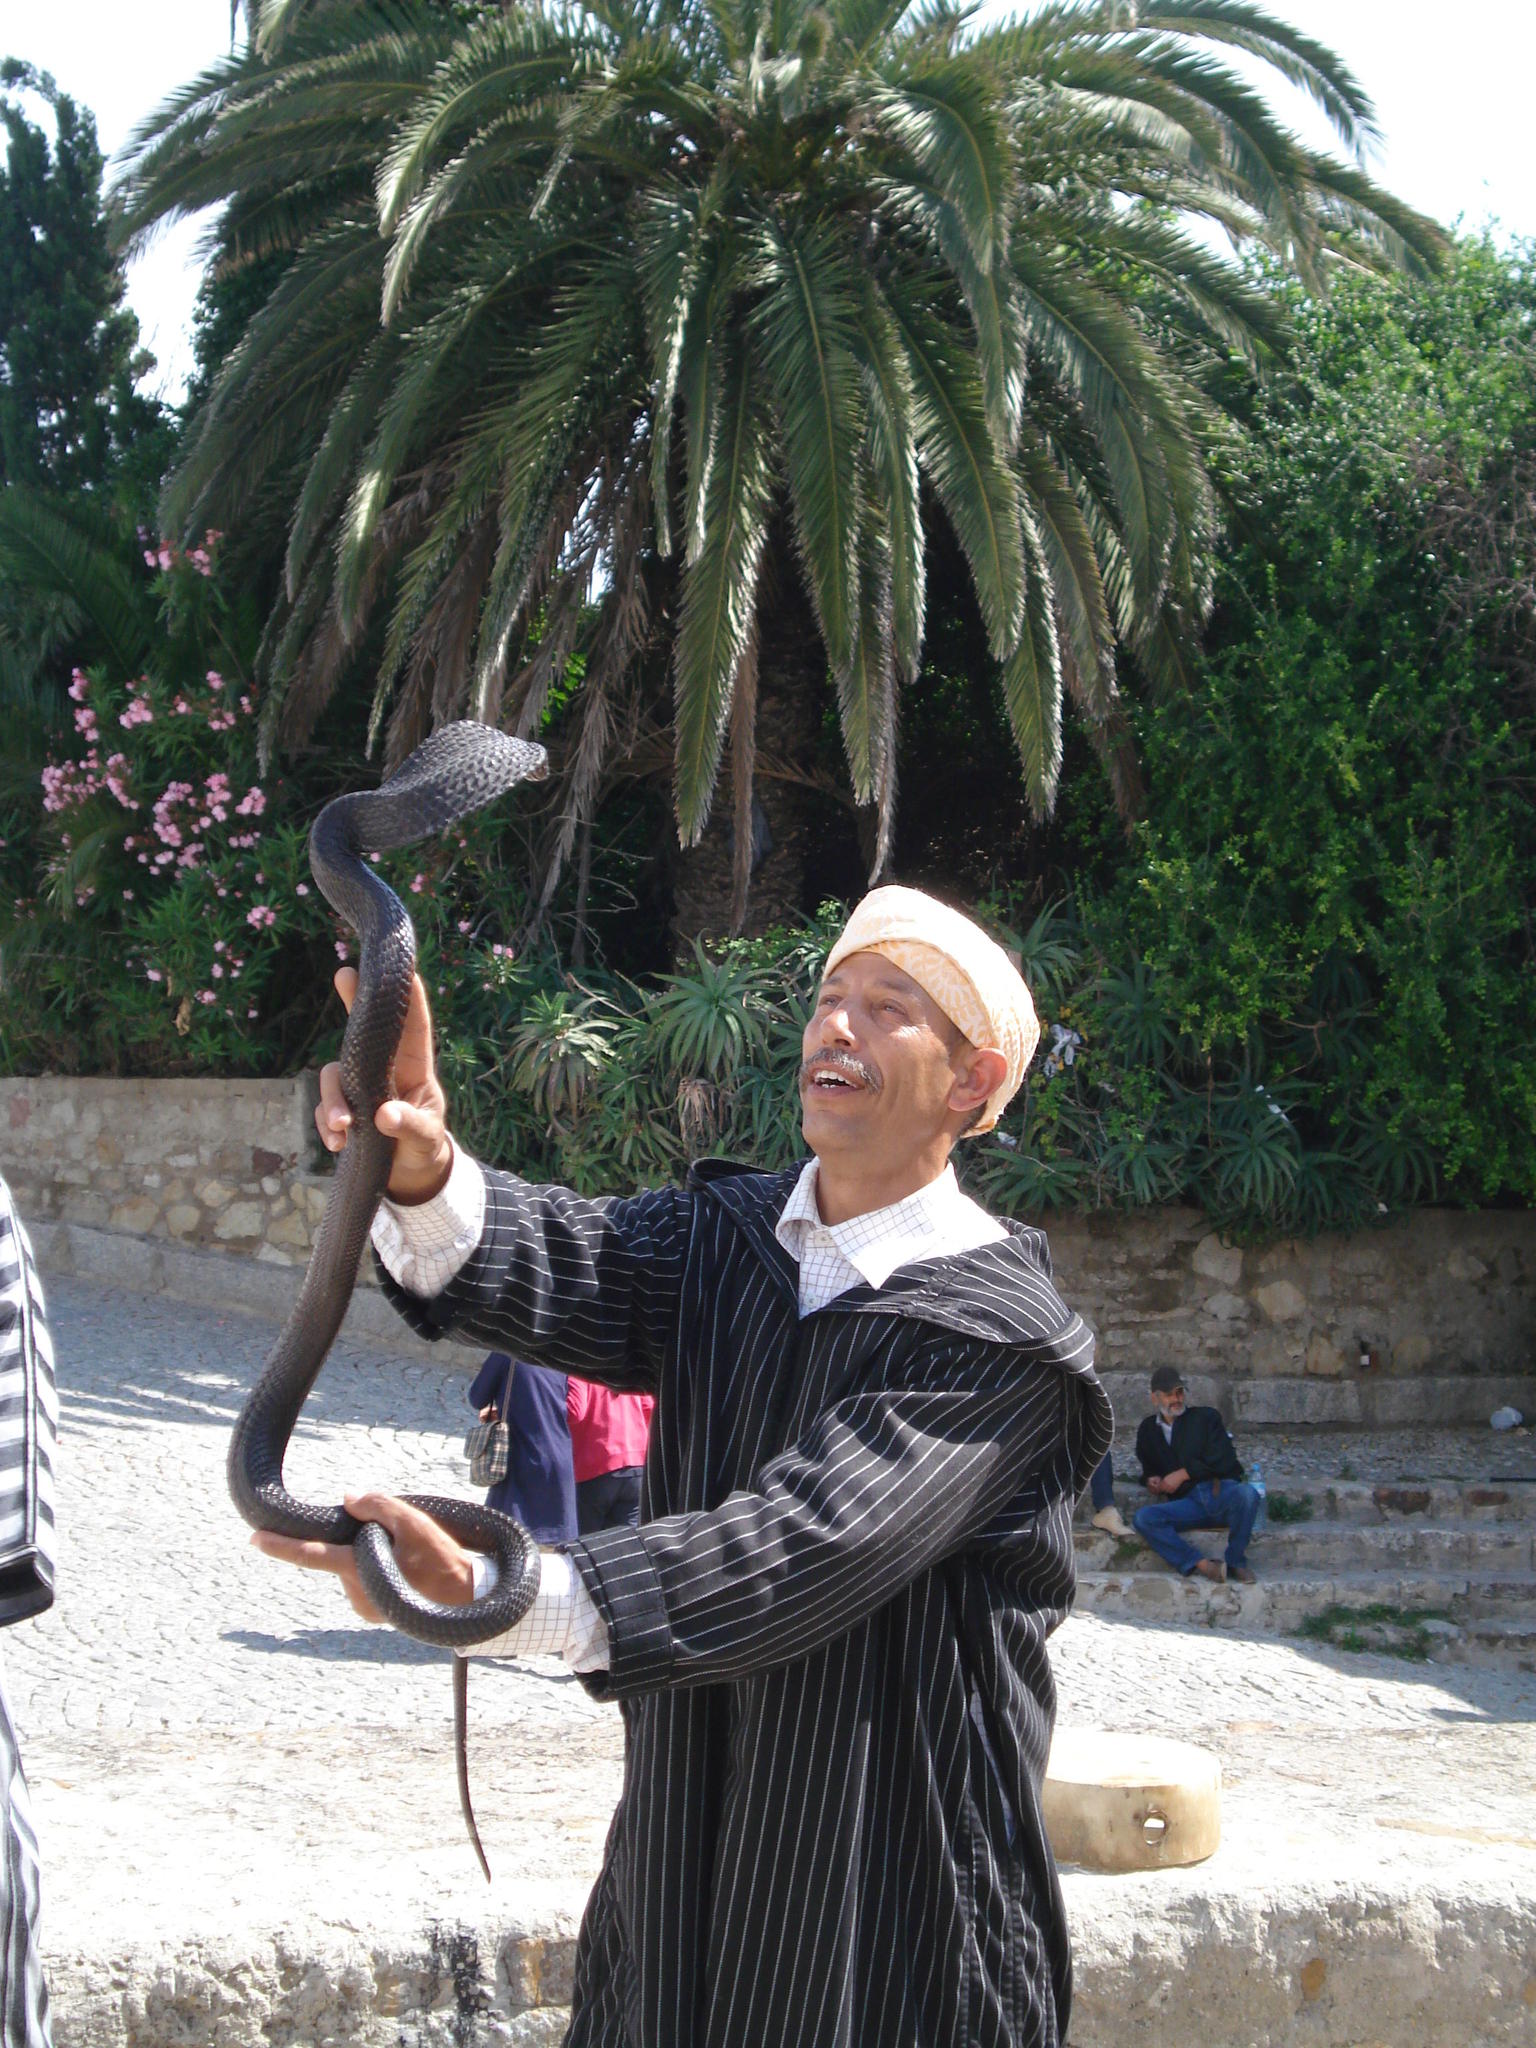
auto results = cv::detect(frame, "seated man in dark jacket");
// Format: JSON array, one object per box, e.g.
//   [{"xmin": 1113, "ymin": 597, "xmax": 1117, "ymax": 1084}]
[{"xmin": 1133, "ymin": 1366, "xmax": 1260, "ymax": 1584}]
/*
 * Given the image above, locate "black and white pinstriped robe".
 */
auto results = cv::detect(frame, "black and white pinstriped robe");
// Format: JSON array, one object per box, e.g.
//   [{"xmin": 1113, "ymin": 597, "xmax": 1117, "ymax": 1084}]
[{"xmin": 382, "ymin": 1158, "xmax": 1113, "ymax": 2048}]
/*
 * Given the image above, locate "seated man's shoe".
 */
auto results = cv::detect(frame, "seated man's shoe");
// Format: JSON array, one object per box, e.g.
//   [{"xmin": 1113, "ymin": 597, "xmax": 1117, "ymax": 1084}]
[
  {"xmin": 1192, "ymin": 1558, "xmax": 1226, "ymax": 1584},
  {"xmin": 1091, "ymin": 1506, "xmax": 1133, "ymax": 1538},
  {"xmin": 1228, "ymin": 1565, "xmax": 1257, "ymax": 1584}
]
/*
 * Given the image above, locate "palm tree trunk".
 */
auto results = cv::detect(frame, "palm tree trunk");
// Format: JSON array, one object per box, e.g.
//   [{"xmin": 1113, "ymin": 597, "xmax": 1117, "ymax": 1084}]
[{"xmin": 670, "ymin": 591, "xmax": 826, "ymax": 944}]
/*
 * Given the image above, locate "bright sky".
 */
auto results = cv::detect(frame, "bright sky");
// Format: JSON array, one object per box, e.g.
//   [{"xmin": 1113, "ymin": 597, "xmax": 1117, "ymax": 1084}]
[{"xmin": 3, "ymin": 0, "xmax": 1534, "ymax": 402}]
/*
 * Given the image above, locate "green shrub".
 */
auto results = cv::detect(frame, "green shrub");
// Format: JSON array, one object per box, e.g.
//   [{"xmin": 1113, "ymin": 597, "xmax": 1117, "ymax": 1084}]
[
  {"xmin": 961, "ymin": 241, "xmax": 1536, "ymax": 1232},
  {"xmin": 1265, "ymin": 1492, "xmax": 1315, "ymax": 1525}
]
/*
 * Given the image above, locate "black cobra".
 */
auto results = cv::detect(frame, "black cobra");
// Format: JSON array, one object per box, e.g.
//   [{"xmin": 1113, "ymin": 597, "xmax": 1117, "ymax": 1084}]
[{"xmin": 227, "ymin": 721, "xmax": 550, "ymax": 1880}]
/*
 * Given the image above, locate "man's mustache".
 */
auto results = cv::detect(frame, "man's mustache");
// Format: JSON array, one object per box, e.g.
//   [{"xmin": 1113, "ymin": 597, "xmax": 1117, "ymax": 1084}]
[{"xmin": 799, "ymin": 1051, "xmax": 882, "ymax": 1094}]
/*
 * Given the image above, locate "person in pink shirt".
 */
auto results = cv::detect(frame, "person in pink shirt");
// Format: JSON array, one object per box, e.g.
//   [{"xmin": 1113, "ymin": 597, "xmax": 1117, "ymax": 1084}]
[{"xmin": 567, "ymin": 1379, "xmax": 653, "ymax": 1535}]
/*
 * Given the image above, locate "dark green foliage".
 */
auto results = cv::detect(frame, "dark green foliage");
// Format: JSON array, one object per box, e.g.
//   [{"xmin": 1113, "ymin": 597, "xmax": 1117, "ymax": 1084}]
[
  {"xmin": 1295, "ymin": 1604, "xmax": 1452, "ymax": 1661},
  {"xmin": 1265, "ymin": 1492, "xmax": 1315, "ymax": 1525},
  {"xmin": 0, "ymin": 63, "xmax": 170, "ymax": 503},
  {"xmin": 438, "ymin": 907, "xmax": 845, "ymax": 1194},
  {"xmin": 1096, "ymin": 242, "xmax": 1536, "ymax": 1218}
]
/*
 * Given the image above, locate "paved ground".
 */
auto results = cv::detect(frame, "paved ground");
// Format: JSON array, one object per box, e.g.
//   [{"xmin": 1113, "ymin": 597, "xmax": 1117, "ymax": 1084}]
[{"xmin": 8, "ymin": 1275, "xmax": 1536, "ymax": 2046}]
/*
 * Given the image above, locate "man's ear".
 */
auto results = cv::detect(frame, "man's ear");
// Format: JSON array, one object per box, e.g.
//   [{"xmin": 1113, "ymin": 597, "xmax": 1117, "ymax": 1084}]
[{"xmin": 948, "ymin": 1046, "xmax": 1007, "ymax": 1120}]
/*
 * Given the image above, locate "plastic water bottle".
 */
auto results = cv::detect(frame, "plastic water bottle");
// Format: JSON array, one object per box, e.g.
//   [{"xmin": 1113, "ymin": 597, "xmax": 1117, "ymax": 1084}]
[{"xmin": 1250, "ymin": 1460, "xmax": 1268, "ymax": 1535}]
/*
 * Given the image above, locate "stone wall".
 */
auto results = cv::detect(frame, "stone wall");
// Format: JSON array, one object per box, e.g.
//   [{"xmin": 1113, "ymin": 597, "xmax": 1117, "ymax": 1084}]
[
  {"xmin": 0, "ymin": 1074, "xmax": 328, "ymax": 1270},
  {"xmin": 1045, "ymin": 1203, "xmax": 1535, "ymax": 1423},
  {"xmin": 1, "ymin": 1075, "xmax": 1532, "ymax": 1420}
]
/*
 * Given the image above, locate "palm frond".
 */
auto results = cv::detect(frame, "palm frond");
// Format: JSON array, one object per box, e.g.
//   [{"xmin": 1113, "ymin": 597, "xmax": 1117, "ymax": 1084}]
[
  {"xmin": 672, "ymin": 350, "xmax": 775, "ymax": 842},
  {"xmin": 887, "ymin": 286, "xmax": 1024, "ymax": 657},
  {"xmin": 0, "ymin": 494, "xmax": 152, "ymax": 680},
  {"xmin": 749, "ymin": 217, "xmax": 865, "ymax": 672}
]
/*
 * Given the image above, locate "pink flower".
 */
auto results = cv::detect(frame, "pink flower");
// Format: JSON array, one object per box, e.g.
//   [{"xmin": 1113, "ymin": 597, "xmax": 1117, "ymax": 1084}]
[
  {"xmin": 207, "ymin": 671, "xmax": 223, "ymax": 692},
  {"xmin": 143, "ymin": 550, "xmax": 157, "ymax": 568},
  {"xmin": 409, "ymin": 874, "xmax": 425, "ymax": 893},
  {"xmin": 211, "ymin": 964, "xmax": 223, "ymax": 979},
  {"xmin": 246, "ymin": 904, "xmax": 278, "ymax": 930},
  {"xmin": 122, "ymin": 889, "xmax": 134, "ymax": 900},
  {"xmin": 247, "ymin": 1008, "xmax": 258, "ymax": 1019},
  {"xmin": 197, "ymin": 990, "xmax": 216, "ymax": 1005},
  {"xmin": 146, "ymin": 968, "xmax": 162, "ymax": 982},
  {"xmin": 335, "ymin": 941, "xmax": 348, "ymax": 960},
  {"xmin": 295, "ymin": 883, "xmax": 309, "ymax": 896},
  {"xmin": 157, "ymin": 546, "xmax": 174, "ymax": 572},
  {"xmin": 68, "ymin": 670, "xmax": 91, "ymax": 702},
  {"xmin": 457, "ymin": 920, "xmax": 472, "ymax": 933}
]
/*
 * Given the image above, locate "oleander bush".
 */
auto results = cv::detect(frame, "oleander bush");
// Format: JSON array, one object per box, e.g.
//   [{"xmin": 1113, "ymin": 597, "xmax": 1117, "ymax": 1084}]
[{"xmin": 0, "ymin": 515, "xmax": 545, "ymax": 1079}]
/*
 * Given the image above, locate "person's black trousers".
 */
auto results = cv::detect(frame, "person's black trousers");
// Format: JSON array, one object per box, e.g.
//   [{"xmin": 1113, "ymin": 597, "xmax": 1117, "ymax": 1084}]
[{"xmin": 575, "ymin": 1466, "xmax": 642, "ymax": 1536}]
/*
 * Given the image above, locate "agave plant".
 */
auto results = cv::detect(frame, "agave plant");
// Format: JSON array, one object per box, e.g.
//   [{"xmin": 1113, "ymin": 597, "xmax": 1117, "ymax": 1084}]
[
  {"xmin": 115, "ymin": 0, "xmax": 1438, "ymax": 929},
  {"xmin": 648, "ymin": 939, "xmax": 771, "ymax": 1077},
  {"xmin": 503, "ymin": 984, "xmax": 621, "ymax": 1124}
]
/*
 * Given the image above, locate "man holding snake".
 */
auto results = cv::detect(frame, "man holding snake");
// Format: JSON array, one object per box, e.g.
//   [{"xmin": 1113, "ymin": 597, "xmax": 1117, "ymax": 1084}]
[{"xmin": 258, "ymin": 884, "xmax": 1111, "ymax": 2048}]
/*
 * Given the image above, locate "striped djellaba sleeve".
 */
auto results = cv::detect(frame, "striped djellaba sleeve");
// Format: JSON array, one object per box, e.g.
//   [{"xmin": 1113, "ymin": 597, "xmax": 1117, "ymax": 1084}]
[{"xmin": 570, "ymin": 1334, "xmax": 1068, "ymax": 1693}]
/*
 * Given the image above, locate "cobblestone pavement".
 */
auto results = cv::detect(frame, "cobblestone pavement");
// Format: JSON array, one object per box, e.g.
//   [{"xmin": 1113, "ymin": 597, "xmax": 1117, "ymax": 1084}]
[{"xmin": 7, "ymin": 1276, "xmax": 1535, "ymax": 2018}]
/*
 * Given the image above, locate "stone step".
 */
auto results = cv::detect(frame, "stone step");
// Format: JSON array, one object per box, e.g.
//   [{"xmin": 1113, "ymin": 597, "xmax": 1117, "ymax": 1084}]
[
  {"xmin": 1075, "ymin": 1518, "xmax": 1536, "ymax": 1574},
  {"xmin": 1073, "ymin": 1567, "xmax": 1536, "ymax": 1649},
  {"xmin": 1453, "ymin": 1616, "xmax": 1536, "ymax": 1668},
  {"xmin": 1082, "ymin": 1474, "xmax": 1536, "ymax": 1524}
]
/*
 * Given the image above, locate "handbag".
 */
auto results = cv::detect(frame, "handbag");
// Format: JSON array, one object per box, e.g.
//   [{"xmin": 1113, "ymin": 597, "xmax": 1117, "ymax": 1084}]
[
  {"xmin": 0, "ymin": 1177, "xmax": 57, "ymax": 1628},
  {"xmin": 463, "ymin": 1358, "xmax": 514, "ymax": 1489}
]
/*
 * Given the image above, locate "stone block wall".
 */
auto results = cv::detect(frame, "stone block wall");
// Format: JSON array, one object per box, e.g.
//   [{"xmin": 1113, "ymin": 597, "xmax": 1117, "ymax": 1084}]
[
  {"xmin": 1045, "ymin": 1203, "xmax": 1533, "ymax": 1383},
  {"xmin": 0, "ymin": 1074, "xmax": 329, "ymax": 1271},
  {"xmin": 1, "ymin": 1076, "xmax": 1532, "ymax": 1413}
]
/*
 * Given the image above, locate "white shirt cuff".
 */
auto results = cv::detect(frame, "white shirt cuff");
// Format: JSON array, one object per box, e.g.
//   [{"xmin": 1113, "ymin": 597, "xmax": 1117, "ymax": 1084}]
[
  {"xmin": 463, "ymin": 1549, "xmax": 610, "ymax": 1672},
  {"xmin": 370, "ymin": 1140, "xmax": 487, "ymax": 1297}
]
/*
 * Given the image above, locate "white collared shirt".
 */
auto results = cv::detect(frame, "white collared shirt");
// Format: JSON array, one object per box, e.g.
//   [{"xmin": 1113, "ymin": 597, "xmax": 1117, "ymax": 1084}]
[
  {"xmin": 371, "ymin": 1150, "xmax": 1007, "ymax": 1668},
  {"xmin": 773, "ymin": 1159, "xmax": 1007, "ymax": 1315}
]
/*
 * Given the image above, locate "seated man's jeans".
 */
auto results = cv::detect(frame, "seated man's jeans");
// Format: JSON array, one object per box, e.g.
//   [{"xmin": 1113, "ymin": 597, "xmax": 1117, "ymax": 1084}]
[
  {"xmin": 1089, "ymin": 1453, "xmax": 1116, "ymax": 1513},
  {"xmin": 1134, "ymin": 1479, "xmax": 1261, "ymax": 1573}
]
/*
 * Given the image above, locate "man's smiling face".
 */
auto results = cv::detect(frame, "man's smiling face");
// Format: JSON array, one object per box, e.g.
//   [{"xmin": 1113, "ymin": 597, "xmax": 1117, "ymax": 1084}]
[{"xmin": 799, "ymin": 951, "xmax": 970, "ymax": 1168}]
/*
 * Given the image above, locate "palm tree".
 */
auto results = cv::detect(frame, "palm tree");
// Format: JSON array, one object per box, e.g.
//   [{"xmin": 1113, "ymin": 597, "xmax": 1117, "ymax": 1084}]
[{"xmin": 114, "ymin": 0, "xmax": 1437, "ymax": 934}]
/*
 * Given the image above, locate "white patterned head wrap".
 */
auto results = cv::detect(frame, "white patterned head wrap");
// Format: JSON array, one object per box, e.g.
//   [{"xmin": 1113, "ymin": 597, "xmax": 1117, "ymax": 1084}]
[{"xmin": 823, "ymin": 885, "xmax": 1039, "ymax": 1134}]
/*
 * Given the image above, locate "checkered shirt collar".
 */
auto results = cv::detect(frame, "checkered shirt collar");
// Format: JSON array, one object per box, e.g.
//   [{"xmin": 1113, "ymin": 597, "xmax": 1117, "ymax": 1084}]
[{"xmin": 774, "ymin": 1158, "xmax": 1002, "ymax": 1294}]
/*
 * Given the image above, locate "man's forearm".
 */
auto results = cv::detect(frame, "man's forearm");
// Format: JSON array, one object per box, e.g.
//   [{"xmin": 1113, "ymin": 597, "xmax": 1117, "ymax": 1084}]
[{"xmin": 370, "ymin": 1139, "xmax": 486, "ymax": 1298}]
